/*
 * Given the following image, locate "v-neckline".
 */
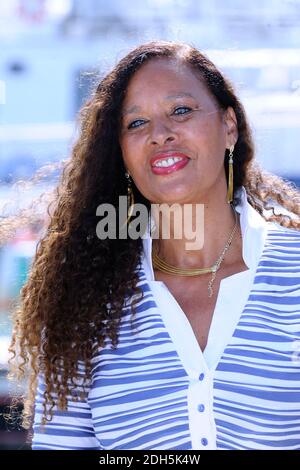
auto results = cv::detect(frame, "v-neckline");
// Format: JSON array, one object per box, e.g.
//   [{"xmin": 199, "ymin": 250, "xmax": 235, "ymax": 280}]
[
  {"xmin": 140, "ymin": 196, "xmax": 271, "ymax": 376},
  {"xmin": 147, "ymin": 266, "xmax": 255, "ymax": 376}
]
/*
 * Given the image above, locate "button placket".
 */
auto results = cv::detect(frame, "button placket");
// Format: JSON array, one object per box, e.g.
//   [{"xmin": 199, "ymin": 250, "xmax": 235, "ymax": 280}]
[
  {"xmin": 198, "ymin": 373, "xmax": 209, "ymax": 448},
  {"xmin": 187, "ymin": 370, "xmax": 215, "ymax": 450}
]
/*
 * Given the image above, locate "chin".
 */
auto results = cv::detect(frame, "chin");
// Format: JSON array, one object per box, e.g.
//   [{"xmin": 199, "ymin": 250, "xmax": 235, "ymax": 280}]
[{"xmin": 154, "ymin": 193, "xmax": 193, "ymax": 205}]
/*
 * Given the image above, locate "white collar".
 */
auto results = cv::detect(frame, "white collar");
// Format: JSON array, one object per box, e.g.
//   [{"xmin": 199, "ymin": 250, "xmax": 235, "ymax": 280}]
[{"xmin": 141, "ymin": 186, "xmax": 269, "ymax": 281}]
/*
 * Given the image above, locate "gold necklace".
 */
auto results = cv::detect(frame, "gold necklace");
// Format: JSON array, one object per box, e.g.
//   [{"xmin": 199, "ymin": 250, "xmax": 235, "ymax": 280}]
[{"xmin": 152, "ymin": 208, "xmax": 238, "ymax": 298}]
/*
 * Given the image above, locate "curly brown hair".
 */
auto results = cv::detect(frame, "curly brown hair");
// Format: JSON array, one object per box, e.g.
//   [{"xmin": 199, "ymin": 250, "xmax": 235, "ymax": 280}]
[{"xmin": 6, "ymin": 40, "xmax": 300, "ymax": 430}]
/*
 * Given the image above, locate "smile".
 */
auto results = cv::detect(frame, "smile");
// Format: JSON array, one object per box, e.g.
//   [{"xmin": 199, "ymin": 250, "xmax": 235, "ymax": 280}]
[
  {"xmin": 152, "ymin": 156, "xmax": 186, "ymax": 167},
  {"xmin": 150, "ymin": 153, "xmax": 190, "ymax": 175}
]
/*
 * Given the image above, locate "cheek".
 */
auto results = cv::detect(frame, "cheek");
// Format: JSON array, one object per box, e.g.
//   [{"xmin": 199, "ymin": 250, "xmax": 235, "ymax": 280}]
[
  {"xmin": 193, "ymin": 120, "xmax": 225, "ymax": 153},
  {"xmin": 188, "ymin": 124, "xmax": 225, "ymax": 174},
  {"xmin": 120, "ymin": 138, "xmax": 134, "ymax": 169},
  {"xmin": 120, "ymin": 136, "xmax": 146, "ymax": 172}
]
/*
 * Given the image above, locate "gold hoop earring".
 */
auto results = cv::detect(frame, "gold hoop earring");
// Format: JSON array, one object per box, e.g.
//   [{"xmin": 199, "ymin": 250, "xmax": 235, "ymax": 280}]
[
  {"xmin": 125, "ymin": 172, "xmax": 135, "ymax": 224},
  {"xmin": 226, "ymin": 145, "xmax": 234, "ymax": 204}
]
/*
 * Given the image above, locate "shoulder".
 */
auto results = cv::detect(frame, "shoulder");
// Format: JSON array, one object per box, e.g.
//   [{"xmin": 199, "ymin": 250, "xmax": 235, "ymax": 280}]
[
  {"xmin": 267, "ymin": 221, "xmax": 300, "ymax": 238},
  {"xmin": 265, "ymin": 221, "xmax": 300, "ymax": 253}
]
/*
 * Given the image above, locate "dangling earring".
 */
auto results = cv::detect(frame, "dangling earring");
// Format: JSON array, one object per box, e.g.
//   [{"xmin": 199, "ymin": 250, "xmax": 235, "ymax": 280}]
[
  {"xmin": 226, "ymin": 145, "xmax": 234, "ymax": 204},
  {"xmin": 125, "ymin": 171, "xmax": 135, "ymax": 224}
]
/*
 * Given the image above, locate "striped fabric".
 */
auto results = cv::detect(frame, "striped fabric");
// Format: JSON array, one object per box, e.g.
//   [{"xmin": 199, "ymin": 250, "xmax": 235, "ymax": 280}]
[
  {"xmin": 32, "ymin": 223, "xmax": 300, "ymax": 450},
  {"xmin": 214, "ymin": 227, "xmax": 300, "ymax": 449}
]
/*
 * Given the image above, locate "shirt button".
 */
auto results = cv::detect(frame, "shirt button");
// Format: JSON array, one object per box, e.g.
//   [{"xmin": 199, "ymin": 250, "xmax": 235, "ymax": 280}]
[
  {"xmin": 201, "ymin": 438, "xmax": 208, "ymax": 446},
  {"xmin": 199, "ymin": 373, "xmax": 205, "ymax": 381},
  {"xmin": 197, "ymin": 404, "xmax": 205, "ymax": 412}
]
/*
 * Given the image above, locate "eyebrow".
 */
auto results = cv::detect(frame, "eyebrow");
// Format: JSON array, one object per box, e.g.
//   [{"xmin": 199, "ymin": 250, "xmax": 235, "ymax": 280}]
[{"xmin": 121, "ymin": 92, "xmax": 196, "ymax": 117}]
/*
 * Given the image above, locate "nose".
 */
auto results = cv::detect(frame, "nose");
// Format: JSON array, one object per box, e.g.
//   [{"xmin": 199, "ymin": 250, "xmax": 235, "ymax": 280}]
[{"xmin": 148, "ymin": 119, "xmax": 176, "ymax": 146}]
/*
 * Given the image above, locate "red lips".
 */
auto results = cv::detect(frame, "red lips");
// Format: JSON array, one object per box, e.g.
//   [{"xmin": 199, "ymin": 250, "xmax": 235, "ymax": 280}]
[
  {"xmin": 150, "ymin": 151, "xmax": 190, "ymax": 176},
  {"xmin": 150, "ymin": 151, "xmax": 190, "ymax": 167}
]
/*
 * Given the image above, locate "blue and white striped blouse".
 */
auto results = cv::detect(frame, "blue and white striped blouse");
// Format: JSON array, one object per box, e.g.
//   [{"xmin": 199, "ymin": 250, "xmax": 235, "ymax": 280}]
[{"xmin": 32, "ymin": 187, "xmax": 300, "ymax": 450}]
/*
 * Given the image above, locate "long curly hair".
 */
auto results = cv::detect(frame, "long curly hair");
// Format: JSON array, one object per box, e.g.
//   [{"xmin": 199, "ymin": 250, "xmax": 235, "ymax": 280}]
[{"xmin": 6, "ymin": 40, "xmax": 300, "ymax": 429}]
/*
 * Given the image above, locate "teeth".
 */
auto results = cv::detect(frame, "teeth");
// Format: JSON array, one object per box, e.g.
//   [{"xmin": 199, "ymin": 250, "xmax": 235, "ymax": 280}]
[{"xmin": 153, "ymin": 156, "xmax": 184, "ymax": 167}]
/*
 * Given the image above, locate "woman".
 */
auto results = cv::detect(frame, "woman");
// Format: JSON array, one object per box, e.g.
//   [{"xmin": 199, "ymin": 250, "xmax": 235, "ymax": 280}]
[{"xmin": 8, "ymin": 40, "xmax": 300, "ymax": 450}]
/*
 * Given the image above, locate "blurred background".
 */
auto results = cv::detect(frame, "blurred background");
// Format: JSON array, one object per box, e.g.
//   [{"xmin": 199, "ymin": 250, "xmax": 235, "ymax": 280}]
[{"xmin": 0, "ymin": 0, "xmax": 300, "ymax": 450}]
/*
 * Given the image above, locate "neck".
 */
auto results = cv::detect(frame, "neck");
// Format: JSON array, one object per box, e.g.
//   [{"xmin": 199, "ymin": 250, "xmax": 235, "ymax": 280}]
[{"xmin": 151, "ymin": 194, "xmax": 242, "ymax": 270}]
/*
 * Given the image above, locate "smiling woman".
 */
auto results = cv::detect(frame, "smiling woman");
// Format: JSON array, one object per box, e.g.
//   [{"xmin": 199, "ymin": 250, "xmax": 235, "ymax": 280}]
[
  {"xmin": 6, "ymin": 40, "xmax": 300, "ymax": 450},
  {"xmin": 119, "ymin": 59, "xmax": 233, "ymax": 206}
]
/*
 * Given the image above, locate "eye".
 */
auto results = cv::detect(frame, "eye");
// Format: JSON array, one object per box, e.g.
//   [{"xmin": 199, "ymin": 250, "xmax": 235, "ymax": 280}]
[
  {"xmin": 173, "ymin": 106, "xmax": 192, "ymax": 115},
  {"xmin": 127, "ymin": 119, "xmax": 145, "ymax": 130}
]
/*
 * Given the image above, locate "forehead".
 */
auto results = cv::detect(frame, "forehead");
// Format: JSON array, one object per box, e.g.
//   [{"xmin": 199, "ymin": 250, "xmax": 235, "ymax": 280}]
[{"xmin": 123, "ymin": 58, "xmax": 210, "ymax": 103}]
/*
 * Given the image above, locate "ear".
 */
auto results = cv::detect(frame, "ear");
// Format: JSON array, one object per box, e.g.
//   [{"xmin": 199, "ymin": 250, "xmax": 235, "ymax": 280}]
[{"xmin": 223, "ymin": 106, "xmax": 238, "ymax": 149}]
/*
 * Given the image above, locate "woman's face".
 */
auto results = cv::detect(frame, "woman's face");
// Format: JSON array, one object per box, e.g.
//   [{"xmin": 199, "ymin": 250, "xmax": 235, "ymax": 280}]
[{"xmin": 119, "ymin": 58, "xmax": 237, "ymax": 204}]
